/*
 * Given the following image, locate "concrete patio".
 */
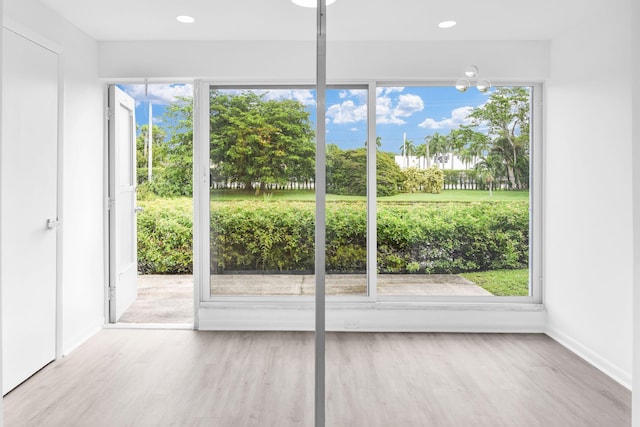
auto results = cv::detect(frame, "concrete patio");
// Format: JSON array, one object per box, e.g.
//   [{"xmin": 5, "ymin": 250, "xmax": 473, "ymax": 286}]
[{"xmin": 119, "ymin": 273, "xmax": 491, "ymax": 324}]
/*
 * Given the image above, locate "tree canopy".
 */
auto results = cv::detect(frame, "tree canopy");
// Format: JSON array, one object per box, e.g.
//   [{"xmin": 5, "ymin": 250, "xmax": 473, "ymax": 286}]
[
  {"xmin": 468, "ymin": 87, "xmax": 530, "ymax": 189},
  {"xmin": 209, "ymin": 90, "xmax": 315, "ymax": 193},
  {"xmin": 326, "ymin": 145, "xmax": 403, "ymax": 196}
]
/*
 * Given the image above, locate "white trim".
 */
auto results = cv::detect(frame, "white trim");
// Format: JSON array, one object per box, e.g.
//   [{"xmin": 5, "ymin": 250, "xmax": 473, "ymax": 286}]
[
  {"xmin": 103, "ymin": 85, "xmax": 111, "ymax": 324},
  {"xmin": 198, "ymin": 303, "xmax": 546, "ymax": 332},
  {"xmin": 104, "ymin": 323, "xmax": 193, "ymax": 330},
  {"xmin": 55, "ymin": 43, "xmax": 64, "ymax": 360},
  {"xmin": 315, "ymin": 4, "xmax": 327, "ymax": 424},
  {"xmin": 531, "ymin": 82, "xmax": 544, "ymax": 304},
  {"xmin": 197, "ymin": 81, "xmax": 211, "ymax": 311},
  {"xmin": 61, "ymin": 321, "xmax": 103, "ymax": 357},
  {"xmin": 2, "ymin": 18, "xmax": 61, "ymax": 54},
  {"xmin": 546, "ymin": 326, "xmax": 632, "ymax": 390},
  {"xmin": 194, "ymin": 80, "xmax": 209, "ymax": 329},
  {"xmin": 367, "ymin": 81, "xmax": 377, "ymax": 300},
  {"xmin": 0, "ymin": 6, "xmax": 5, "ymax": 421}
]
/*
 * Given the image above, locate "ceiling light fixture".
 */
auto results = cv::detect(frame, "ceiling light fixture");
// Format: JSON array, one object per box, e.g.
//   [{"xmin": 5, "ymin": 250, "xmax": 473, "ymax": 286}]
[
  {"xmin": 176, "ymin": 15, "xmax": 195, "ymax": 24},
  {"xmin": 291, "ymin": 0, "xmax": 336, "ymax": 8},
  {"xmin": 438, "ymin": 20, "xmax": 457, "ymax": 29},
  {"xmin": 455, "ymin": 65, "xmax": 492, "ymax": 93}
]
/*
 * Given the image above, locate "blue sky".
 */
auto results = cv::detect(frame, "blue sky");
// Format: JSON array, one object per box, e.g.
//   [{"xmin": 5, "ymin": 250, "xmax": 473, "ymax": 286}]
[{"xmin": 119, "ymin": 84, "xmax": 492, "ymax": 154}]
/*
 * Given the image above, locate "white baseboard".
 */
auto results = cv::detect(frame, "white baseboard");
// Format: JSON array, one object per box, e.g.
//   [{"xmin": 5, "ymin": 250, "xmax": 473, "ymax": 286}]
[
  {"xmin": 62, "ymin": 318, "xmax": 103, "ymax": 357},
  {"xmin": 546, "ymin": 326, "xmax": 632, "ymax": 390}
]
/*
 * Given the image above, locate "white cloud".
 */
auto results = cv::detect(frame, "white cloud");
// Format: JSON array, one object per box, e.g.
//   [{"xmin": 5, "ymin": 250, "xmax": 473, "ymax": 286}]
[
  {"xmin": 375, "ymin": 90, "xmax": 423, "ymax": 125},
  {"xmin": 327, "ymin": 100, "xmax": 367, "ymax": 124},
  {"xmin": 418, "ymin": 106, "xmax": 474, "ymax": 129},
  {"xmin": 393, "ymin": 94, "xmax": 424, "ymax": 117},
  {"xmin": 120, "ymin": 84, "xmax": 193, "ymax": 106},
  {"xmin": 261, "ymin": 89, "xmax": 316, "ymax": 106},
  {"xmin": 350, "ymin": 127, "xmax": 359, "ymax": 132},
  {"xmin": 375, "ymin": 87, "xmax": 405, "ymax": 97}
]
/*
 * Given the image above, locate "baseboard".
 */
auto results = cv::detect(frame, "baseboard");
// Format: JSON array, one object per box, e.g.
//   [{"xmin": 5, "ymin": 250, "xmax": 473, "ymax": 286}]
[
  {"xmin": 546, "ymin": 326, "xmax": 632, "ymax": 390},
  {"xmin": 62, "ymin": 318, "xmax": 103, "ymax": 357}
]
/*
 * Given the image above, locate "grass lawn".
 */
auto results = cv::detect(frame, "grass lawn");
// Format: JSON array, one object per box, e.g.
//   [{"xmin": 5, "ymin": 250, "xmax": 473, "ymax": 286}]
[
  {"xmin": 210, "ymin": 189, "xmax": 529, "ymax": 203},
  {"xmin": 461, "ymin": 269, "xmax": 529, "ymax": 296}
]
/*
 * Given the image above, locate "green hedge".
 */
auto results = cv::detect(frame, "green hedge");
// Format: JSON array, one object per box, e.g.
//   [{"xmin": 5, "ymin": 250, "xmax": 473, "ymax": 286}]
[
  {"xmin": 137, "ymin": 199, "xmax": 193, "ymax": 274},
  {"xmin": 138, "ymin": 199, "xmax": 528, "ymax": 274}
]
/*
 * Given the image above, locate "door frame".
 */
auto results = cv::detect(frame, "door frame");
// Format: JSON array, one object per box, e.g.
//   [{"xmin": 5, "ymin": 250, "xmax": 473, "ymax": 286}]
[{"xmin": 102, "ymin": 80, "xmax": 197, "ymax": 326}]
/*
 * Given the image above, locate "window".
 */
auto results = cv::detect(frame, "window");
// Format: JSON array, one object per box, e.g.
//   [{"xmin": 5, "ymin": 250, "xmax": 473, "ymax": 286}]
[
  {"xmin": 375, "ymin": 85, "xmax": 533, "ymax": 299},
  {"xmin": 199, "ymin": 82, "xmax": 541, "ymax": 304}
]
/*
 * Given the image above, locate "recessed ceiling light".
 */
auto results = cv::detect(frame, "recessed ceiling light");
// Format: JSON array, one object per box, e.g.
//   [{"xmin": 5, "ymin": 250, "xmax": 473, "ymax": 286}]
[
  {"xmin": 438, "ymin": 20, "xmax": 457, "ymax": 29},
  {"xmin": 292, "ymin": 0, "xmax": 337, "ymax": 8},
  {"xmin": 176, "ymin": 15, "xmax": 195, "ymax": 24}
]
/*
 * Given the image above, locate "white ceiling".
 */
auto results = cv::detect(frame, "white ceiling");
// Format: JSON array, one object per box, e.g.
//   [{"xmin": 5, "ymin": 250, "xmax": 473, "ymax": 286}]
[{"xmin": 38, "ymin": 0, "xmax": 604, "ymax": 42}]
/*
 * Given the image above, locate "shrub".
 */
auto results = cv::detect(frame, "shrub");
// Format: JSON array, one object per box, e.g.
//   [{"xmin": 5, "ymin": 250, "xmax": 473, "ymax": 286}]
[
  {"xmin": 402, "ymin": 167, "xmax": 426, "ymax": 193},
  {"xmin": 326, "ymin": 147, "xmax": 403, "ymax": 197},
  {"xmin": 137, "ymin": 199, "xmax": 529, "ymax": 275},
  {"xmin": 423, "ymin": 165, "xmax": 444, "ymax": 194},
  {"xmin": 137, "ymin": 198, "xmax": 193, "ymax": 274}
]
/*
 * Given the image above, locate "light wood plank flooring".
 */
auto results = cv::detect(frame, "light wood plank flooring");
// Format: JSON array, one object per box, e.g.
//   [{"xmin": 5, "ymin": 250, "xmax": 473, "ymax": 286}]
[{"xmin": 3, "ymin": 330, "xmax": 630, "ymax": 426}]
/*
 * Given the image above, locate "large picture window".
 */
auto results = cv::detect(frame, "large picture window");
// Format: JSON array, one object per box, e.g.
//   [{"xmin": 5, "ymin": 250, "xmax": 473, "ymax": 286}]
[
  {"xmin": 203, "ymin": 83, "xmax": 539, "ymax": 303},
  {"xmin": 375, "ymin": 85, "xmax": 532, "ymax": 298}
]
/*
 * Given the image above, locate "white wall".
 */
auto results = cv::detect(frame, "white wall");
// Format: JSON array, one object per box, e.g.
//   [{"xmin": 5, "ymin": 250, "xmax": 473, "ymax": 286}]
[
  {"xmin": 633, "ymin": 0, "xmax": 640, "ymax": 422},
  {"xmin": 3, "ymin": 0, "xmax": 105, "ymax": 355},
  {"xmin": 545, "ymin": 1, "xmax": 633, "ymax": 388},
  {"xmin": 0, "ymin": 0, "xmax": 4, "ymax": 422},
  {"xmin": 98, "ymin": 40, "xmax": 549, "ymax": 82}
]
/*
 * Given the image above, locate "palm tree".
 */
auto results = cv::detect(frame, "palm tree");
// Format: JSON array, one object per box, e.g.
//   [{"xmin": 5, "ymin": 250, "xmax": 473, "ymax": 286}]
[
  {"xmin": 447, "ymin": 129, "xmax": 466, "ymax": 169},
  {"xmin": 415, "ymin": 143, "xmax": 428, "ymax": 169},
  {"xmin": 364, "ymin": 136, "xmax": 383, "ymax": 149},
  {"xmin": 399, "ymin": 134, "xmax": 416, "ymax": 168},
  {"xmin": 426, "ymin": 132, "xmax": 448, "ymax": 169}
]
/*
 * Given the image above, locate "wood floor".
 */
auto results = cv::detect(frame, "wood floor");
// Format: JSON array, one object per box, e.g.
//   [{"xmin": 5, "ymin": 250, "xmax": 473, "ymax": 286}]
[{"xmin": 3, "ymin": 330, "xmax": 630, "ymax": 426}]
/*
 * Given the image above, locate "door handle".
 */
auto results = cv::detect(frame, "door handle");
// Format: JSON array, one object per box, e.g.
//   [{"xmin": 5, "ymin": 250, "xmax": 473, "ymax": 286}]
[{"xmin": 46, "ymin": 218, "xmax": 61, "ymax": 229}]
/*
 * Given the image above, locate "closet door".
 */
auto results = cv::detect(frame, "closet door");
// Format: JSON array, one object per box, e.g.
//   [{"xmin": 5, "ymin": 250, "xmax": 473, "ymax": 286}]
[{"xmin": 1, "ymin": 28, "xmax": 59, "ymax": 394}]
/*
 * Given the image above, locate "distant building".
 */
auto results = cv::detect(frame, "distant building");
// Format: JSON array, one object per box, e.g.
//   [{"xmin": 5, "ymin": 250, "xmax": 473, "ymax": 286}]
[{"xmin": 394, "ymin": 155, "xmax": 479, "ymax": 170}]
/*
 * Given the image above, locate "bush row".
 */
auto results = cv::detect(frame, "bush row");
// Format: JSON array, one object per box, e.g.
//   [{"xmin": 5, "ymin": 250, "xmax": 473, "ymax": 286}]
[{"xmin": 137, "ymin": 199, "xmax": 528, "ymax": 274}]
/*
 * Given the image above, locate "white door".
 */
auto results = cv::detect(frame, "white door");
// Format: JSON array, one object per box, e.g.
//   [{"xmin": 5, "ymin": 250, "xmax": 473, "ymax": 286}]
[
  {"xmin": 108, "ymin": 86, "xmax": 138, "ymax": 322},
  {"xmin": 1, "ymin": 29, "xmax": 59, "ymax": 394}
]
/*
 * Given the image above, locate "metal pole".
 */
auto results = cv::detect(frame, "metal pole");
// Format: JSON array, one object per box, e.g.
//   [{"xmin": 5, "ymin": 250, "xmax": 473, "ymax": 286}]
[
  {"xmin": 315, "ymin": 0, "xmax": 326, "ymax": 426},
  {"xmin": 148, "ymin": 102, "xmax": 153, "ymax": 181}
]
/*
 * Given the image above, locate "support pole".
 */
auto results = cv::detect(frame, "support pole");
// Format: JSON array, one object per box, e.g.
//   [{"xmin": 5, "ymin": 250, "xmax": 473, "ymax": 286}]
[
  {"xmin": 148, "ymin": 102, "xmax": 153, "ymax": 181},
  {"xmin": 315, "ymin": 0, "xmax": 327, "ymax": 426}
]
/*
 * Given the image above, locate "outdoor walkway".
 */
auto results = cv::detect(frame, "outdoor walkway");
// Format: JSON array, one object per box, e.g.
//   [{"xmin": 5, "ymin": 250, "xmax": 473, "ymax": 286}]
[{"xmin": 119, "ymin": 274, "xmax": 491, "ymax": 324}]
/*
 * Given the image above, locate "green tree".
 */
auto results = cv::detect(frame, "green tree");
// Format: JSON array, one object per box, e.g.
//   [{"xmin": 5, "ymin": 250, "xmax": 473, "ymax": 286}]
[
  {"xmin": 364, "ymin": 136, "xmax": 382, "ymax": 148},
  {"xmin": 136, "ymin": 124, "xmax": 167, "ymax": 185},
  {"xmin": 399, "ymin": 137, "xmax": 416, "ymax": 168},
  {"xmin": 426, "ymin": 132, "xmax": 448, "ymax": 169},
  {"xmin": 468, "ymin": 87, "xmax": 530, "ymax": 189},
  {"xmin": 447, "ymin": 129, "xmax": 466, "ymax": 169},
  {"xmin": 401, "ymin": 167, "xmax": 426, "ymax": 193},
  {"xmin": 455, "ymin": 126, "xmax": 489, "ymax": 169},
  {"xmin": 326, "ymin": 147, "xmax": 402, "ymax": 196},
  {"xmin": 149, "ymin": 96, "xmax": 194, "ymax": 197},
  {"xmin": 210, "ymin": 90, "xmax": 315, "ymax": 194},
  {"xmin": 415, "ymin": 143, "xmax": 428, "ymax": 168},
  {"xmin": 424, "ymin": 165, "xmax": 445, "ymax": 194}
]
